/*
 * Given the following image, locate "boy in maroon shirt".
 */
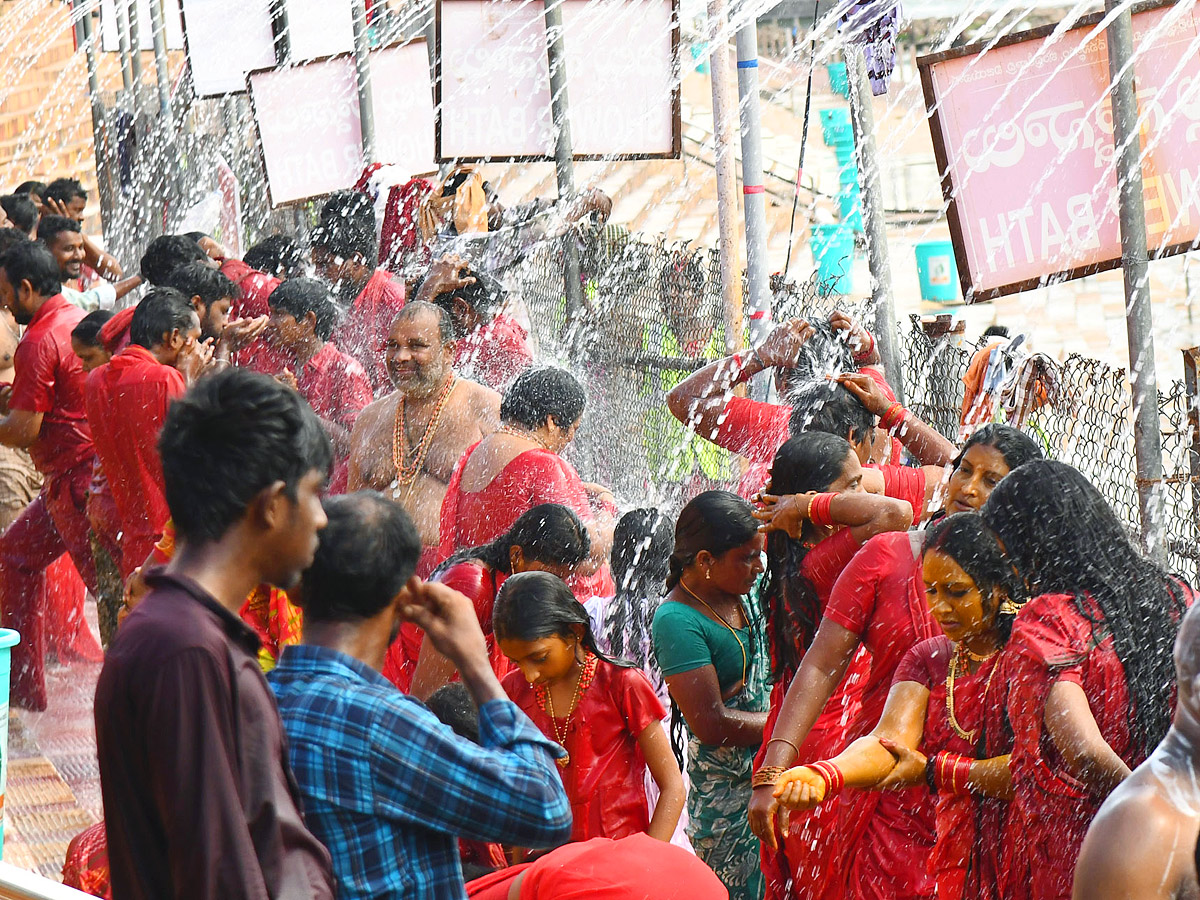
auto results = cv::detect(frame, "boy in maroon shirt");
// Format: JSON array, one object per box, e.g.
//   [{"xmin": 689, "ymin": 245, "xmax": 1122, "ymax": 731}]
[{"xmin": 0, "ymin": 241, "xmax": 102, "ymax": 709}]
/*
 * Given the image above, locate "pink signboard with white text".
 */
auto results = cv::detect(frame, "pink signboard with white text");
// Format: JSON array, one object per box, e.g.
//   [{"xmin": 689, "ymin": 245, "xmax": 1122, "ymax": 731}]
[{"xmin": 919, "ymin": 1, "xmax": 1200, "ymax": 299}]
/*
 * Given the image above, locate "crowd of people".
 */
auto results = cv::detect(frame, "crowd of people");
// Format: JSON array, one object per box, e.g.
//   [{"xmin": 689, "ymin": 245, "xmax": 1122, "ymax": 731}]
[{"xmin": 0, "ymin": 170, "xmax": 1197, "ymax": 900}]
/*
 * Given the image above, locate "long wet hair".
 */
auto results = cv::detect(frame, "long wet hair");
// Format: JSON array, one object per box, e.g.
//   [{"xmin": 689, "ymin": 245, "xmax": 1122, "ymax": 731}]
[
  {"xmin": 605, "ymin": 508, "xmax": 674, "ymax": 668},
  {"xmin": 441, "ymin": 503, "xmax": 590, "ymax": 576},
  {"xmin": 493, "ymin": 571, "xmax": 624, "ymax": 668},
  {"xmin": 981, "ymin": 460, "xmax": 1188, "ymax": 757},
  {"xmin": 760, "ymin": 432, "xmax": 853, "ymax": 681}
]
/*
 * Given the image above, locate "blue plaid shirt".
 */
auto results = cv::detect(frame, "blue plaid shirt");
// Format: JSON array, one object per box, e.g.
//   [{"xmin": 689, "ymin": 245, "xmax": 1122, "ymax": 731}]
[{"xmin": 268, "ymin": 645, "xmax": 571, "ymax": 900}]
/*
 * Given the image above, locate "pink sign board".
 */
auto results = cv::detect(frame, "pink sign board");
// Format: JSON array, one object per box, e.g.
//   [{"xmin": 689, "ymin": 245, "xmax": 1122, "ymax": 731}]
[{"xmin": 919, "ymin": 1, "xmax": 1200, "ymax": 299}]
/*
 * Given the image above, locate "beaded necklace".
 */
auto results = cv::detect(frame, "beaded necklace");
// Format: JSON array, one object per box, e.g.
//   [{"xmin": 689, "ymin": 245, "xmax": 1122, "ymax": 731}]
[
  {"xmin": 390, "ymin": 374, "xmax": 457, "ymax": 500},
  {"xmin": 535, "ymin": 652, "xmax": 598, "ymax": 768}
]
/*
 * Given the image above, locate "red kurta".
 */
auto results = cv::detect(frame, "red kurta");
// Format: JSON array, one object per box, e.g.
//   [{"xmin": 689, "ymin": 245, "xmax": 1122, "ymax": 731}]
[
  {"xmin": 291, "ymin": 341, "xmax": 373, "ymax": 495},
  {"xmin": 502, "ymin": 660, "xmax": 666, "ymax": 842},
  {"xmin": 454, "ymin": 314, "xmax": 533, "ymax": 391},
  {"xmin": 759, "ymin": 527, "xmax": 869, "ymax": 900},
  {"xmin": 330, "ymin": 268, "xmax": 406, "ymax": 395},
  {"xmin": 437, "ymin": 442, "xmax": 615, "ymax": 598},
  {"xmin": 894, "ymin": 637, "xmax": 1012, "ymax": 900},
  {"xmin": 222, "ymin": 258, "xmax": 289, "ymax": 376},
  {"xmin": 823, "ymin": 531, "xmax": 939, "ymax": 900},
  {"xmin": 84, "ymin": 345, "xmax": 185, "ymax": 575}
]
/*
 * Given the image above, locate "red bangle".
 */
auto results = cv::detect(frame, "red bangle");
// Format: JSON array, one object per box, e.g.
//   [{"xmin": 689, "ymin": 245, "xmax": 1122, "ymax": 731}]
[
  {"xmin": 808, "ymin": 760, "xmax": 844, "ymax": 799},
  {"xmin": 880, "ymin": 402, "xmax": 907, "ymax": 432},
  {"xmin": 852, "ymin": 330, "xmax": 876, "ymax": 363},
  {"xmin": 807, "ymin": 492, "xmax": 837, "ymax": 529},
  {"xmin": 933, "ymin": 752, "xmax": 972, "ymax": 795}
]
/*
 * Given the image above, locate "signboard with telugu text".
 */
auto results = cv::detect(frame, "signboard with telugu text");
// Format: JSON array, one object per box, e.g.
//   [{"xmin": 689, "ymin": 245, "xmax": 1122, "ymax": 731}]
[{"xmin": 918, "ymin": 0, "xmax": 1200, "ymax": 300}]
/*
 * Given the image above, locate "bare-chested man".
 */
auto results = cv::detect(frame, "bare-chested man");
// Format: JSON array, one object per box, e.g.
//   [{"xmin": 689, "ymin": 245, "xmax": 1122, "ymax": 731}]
[
  {"xmin": 347, "ymin": 301, "xmax": 499, "ymax": 576},
  {"xmin": 1072, "ymin": 600, "xmax": 1200, "ymax": 900}
]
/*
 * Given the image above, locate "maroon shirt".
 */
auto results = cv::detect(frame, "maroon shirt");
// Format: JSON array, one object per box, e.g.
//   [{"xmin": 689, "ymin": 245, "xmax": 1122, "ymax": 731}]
[
  {"xmin": 10, "ymin": 294, "xmax": 94, "ymax": 478},
  {"xmin": 95, "ymin": 571, "xmax": 335, "ymax": 900}
]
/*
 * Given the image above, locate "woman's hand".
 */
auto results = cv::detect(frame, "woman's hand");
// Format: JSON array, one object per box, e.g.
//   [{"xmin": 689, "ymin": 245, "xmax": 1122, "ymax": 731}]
[
  {"xmin": 748, "ymin": 785, "xmax": 789, "ymax": 851},
  {"xmin": 773, "ymin": 765, "xmax": 829, "ymax": 810},
  {"xmin": 754, "ymin": 319, "xmax": 815, "ymax": 369},
  {"xmin": 876, "ymin": 738, "xmax": 928, "ymax": 790},
  {"xmin": 753, "ymin": 492, "xmax": 814, "ymax": 539},
  {"xmin": 835, "ymin": 372, "xmax": 892, "ymax": 417},
  {"xmin": 829, "ymin": 311, "xmax": 873, "ymax": 359}
]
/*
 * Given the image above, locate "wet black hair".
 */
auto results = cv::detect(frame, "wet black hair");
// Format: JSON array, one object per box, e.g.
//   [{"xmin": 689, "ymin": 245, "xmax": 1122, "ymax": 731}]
[
  {"xmin": 667, "ymin": 490, "xmax": 760, "ymax": 591},
  {"xmin": 447, "ymin": 503, "xmax": 590, "ymax": 576},
  {"xmin": 981, "ymin": 325, "xmax": 1009, "ymax": 340},
  {"xmin": 71, "ymin": 309, "xmax": 115, "ymax": 347},
  {"xmin": 426, "ymin": 265, "xmax": 507, "ymax": 326},
  {"xmin": 606, "ymin": 508, "xmax": 674, "ymax": 667},
  {"xmin": 500, "ymin": 367, "xmax": 586, "ymax": 431},
  {"xmin": 787, "ymin": 380, "xmax": 875, "ymax": 449},
  {"xmin": 0, "ymin": 240, "xmax": 63, "ymax": 297},
  {"xmin": 775, "ymin": 320, "xmax": 856, "ymax": 396},
  {"xmin": 158, "ymin": 368, "xmax": 333, "ymax": 544},
  {"xmin": 268, "ymin": 277, "xmax": 338, "ymax": 342},
  {"xmin": 953, "ymin": 423, "xmax": 1043, "ymax": 473},
  {"xmin": 0, "ymin": 228, "xmax": 30, "ymax": 257},
  {"xmin": 760, "ymin": 432, "xmax": 855, "ymax": 680},
  {"xmin": 163, "ymin": 261, "xmax": 239, "ymax": 311},
  {"xmin": 426, "ymin": 682, "xmax": 479, "ymax": 742},
  {"xmin": 493, "ymin": 571, "xmax": 621, "ymax": 666},
  {"xmin": 130, "ymin": 287, "xmax": 197, "ymax": 349},
  {"xmin": 311, "ymin": 190, "xmax": 377, "ymax": 263},
  {"xmin": 13, "ymin": 181, "xmax": 45, "ymax": 199},
  {"xmin": 36, "ymin": 214, "xmax": 79, "ymax": 247},
  {"xmin": 1, "ymin": 195, "xmax": 37, "ymax": 234},
  {"xmin": 140, "ymin": 234, "xmax": 208, "ymax": 286},
  {"xmin": 298, "ymin": 491, "xmax": 421, "ymax": 624},
  {"xmin": 181, "ymin": 231, "xmax": 208, "ymax": 246},
  {"xmin": 44, "ymin": 177, "xmax": 86, "ymax": 206},
  {"xmin": 244, "ymin": 233, "xmax": 306, "ymax": 280},
  {"xmin": 981, "ymin": 460, "xmax": 1189, "ymax": 758},
  {"xmin": 923, "ymin": 513, "xmax": 1027, "ymax": 646}
]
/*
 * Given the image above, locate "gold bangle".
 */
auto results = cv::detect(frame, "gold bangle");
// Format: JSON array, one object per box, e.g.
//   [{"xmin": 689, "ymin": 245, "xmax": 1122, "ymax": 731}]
[
  {"xmin": 766, "ymin": 737, "xmax": 801, "ymax": 760},
  {"xmin": 751, "ymin": 765, "xmax": 787, "ymax": 788}
]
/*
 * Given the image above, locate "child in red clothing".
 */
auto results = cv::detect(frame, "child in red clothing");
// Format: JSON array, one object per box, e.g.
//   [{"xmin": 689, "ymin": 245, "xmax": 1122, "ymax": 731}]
[{"xmin": 494, "ymin": 571, "xmax": 685, "ymax": 844}]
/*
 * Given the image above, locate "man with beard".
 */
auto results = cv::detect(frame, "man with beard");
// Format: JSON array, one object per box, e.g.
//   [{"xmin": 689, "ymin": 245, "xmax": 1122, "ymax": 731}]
[
  {"xmin": 163, "ymin": 261, "xmax": 269, "ymax": 368},
  {"xmin": 310, "ymin": 191, "xmax": 406, "ymax": 394},
  {"xmin": 347, "ymin": 301, "xmax": 499, "ymax": 576},
  {"xmin": 38, "ymin": 215, "xmax": 140, "ymax": 311}
]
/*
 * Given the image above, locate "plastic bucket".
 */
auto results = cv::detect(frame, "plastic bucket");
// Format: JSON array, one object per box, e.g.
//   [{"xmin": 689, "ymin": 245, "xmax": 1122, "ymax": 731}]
[
  {"xmin": 838, "ymin": 167, "xmax": 863, "ymax": 231},
  {"xmin": 826, "ymin": 61, "xmax": 849, "ymax": 98},
  {"xmin": 690, "ymin": 42, "xmax": 710, "ymax": 74},
  {"xmin": 915, "ymin": 240, "xmax": 959, "ymax": 302},
  {"xmin": 810, "ymin": 223, "xmax": 855, "ymax": 295},
  {"xmin": 0, "ymin": 629, "xmax": 19, "ymax": 859},
  {"xmin": 820, "ymin": 108, "xmax": 852, "ymax": 146}
]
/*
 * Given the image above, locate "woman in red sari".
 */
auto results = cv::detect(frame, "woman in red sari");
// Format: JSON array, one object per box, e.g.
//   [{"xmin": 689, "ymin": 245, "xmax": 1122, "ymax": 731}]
[
  {"xmin": 438, "ymin": 367, "xmax": 617, "ymax": 598},
  {"xmin": 772, "ymin": 513, "xmax": 1025, "ymax": 900},
  {"xmin": 981, "ymin": 460, "xmax": 1191, "ymax": 900},
  {"xmin": 752, "ymin": 432, "xmax": 914, "ymax": 900},
  {"xmin": 749, "ymin": 424, "xmax": 1043, "ymax": 900}
]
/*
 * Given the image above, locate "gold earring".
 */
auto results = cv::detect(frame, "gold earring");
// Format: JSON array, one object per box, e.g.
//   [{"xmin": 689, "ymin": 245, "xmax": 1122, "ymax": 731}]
[{"xmin": 705, "ymin": 569, "xmax": 711, "ymax": 580}]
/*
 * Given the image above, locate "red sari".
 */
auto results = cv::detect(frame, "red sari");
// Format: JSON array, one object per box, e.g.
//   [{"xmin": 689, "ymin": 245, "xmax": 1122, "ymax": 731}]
[
  {"xmin": 502, "ymin": 659, "xmax": 666, "ymax": 842},
  {"xmin": 894, "ymin": 636, "xmax": 1012, "ymax": 900},
  {"xmin": 758, "ymin": 527, "xmax": 870, "ymax": 900},
  {"xmin": 437, "ymin": 442, "xmax": 615, "ymax": 598},
  {"xmin": 822, "ymin": 531, "xmax": 939, "ymax": 900}
]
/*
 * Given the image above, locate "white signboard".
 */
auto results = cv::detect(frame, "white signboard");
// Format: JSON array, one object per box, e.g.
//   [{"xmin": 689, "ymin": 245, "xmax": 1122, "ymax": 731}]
[
  {"xmin": 249, "ymin": 42, "xmax": 437, "ymax": 205},
  {"xmin": 437, "ymin": 0, "xmax": 679, "ymax": 160},
  {"xmin": 180, "ymin": 0, "xmax": 277, "ymax": 96},
  {"xmin": 285, "ymin": 0, "xmax": 355, "ymax": 62},
  {"xmin": 100, "ymin": 0, "xmax": 185, "ymax": 52}
]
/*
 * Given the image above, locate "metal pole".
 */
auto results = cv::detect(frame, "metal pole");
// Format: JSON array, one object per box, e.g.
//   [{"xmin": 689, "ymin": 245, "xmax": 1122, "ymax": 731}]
[
  {"xmin": 270, "ymin": 0, "xmax": 291, "ymax": 66},
  {"xmin": 351, "ymin": 0, "xmax": 375, "ymax": 162},
  {"xmin": 127, "ymin": 0, "xmax": 142, "ymax": 84},
  {"xmin": 76, "ymin": 0, "xmax": 115, "ymax": 239},
  {"xmin": 1105, "ymin": 0, "xmax": 1163, "ymax": 556},
  {"xmin": 1183, "ymin": 347, "xmax": 1200, "ymax": 584},
  {"xmin": 735, "ymin": 22, "xmax": 770, "ymax": 360},
  {"xmin": 542, "ymin": 0, "xmax": 585, "ymax": 351},
  {"xmin": 116, "ymin": 0, "xmax": 133, "ymax": 91},
  {"xmin": 707, "ymin": 0, "xmax": 743, "ymax": 355},
  {"xmin": 148, "ymin": 0, "xmax": 172, "ymax": 123},
  {"xmin": 845, "ymin": 46, "xmax": 905, "ymax": 403}
]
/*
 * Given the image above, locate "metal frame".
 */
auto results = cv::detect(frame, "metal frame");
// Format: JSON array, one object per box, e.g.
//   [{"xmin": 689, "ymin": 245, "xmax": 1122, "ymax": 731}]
[
  {"xmin": 433, "ymin": 0, "xmax": 682, "ymax": 163},
  {"xmin": 916, "ymin": 0, "xmax": 1193, "ymax": 302}
]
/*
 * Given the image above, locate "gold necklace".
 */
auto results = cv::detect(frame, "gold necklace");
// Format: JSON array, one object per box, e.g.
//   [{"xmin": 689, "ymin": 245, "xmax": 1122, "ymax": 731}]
[
  {"xmin": 946, "ymin": 643, "xmax": 999, "ymax": 743},
  {"xmin": 679, "ymin": 580, "xmax": 748, "ymax": 685},
  {"xmin": 391, "ymin": 374, "xmax": 457, "ymax": 499},
  {"xmin": 537, "ymin": 653, "xmax": 598, "ymax": 768},
  {"xmin": 499, "ymin": 425, "xmax": 553, "ymax": 451}
]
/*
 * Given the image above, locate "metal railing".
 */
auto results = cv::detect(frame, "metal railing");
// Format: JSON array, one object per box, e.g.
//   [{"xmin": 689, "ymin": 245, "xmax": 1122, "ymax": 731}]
[{"xmin": 0, "ymin": 863, "xmax": 92, "ymax": 900}]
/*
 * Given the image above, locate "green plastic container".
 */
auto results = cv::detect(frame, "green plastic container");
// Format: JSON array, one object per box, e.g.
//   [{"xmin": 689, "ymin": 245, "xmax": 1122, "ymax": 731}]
[
  {"xmin": 820, "ymin": 108, "xmax": 852, "ymax": 146},
  {"xmin": 915, "ymin": 240, "xmax": 959, "ymax": 302},
  {"xmin": 810, "ymin": 222, "xmax": 855, "ymax": 295},
  {"xmin": 827, "ymin": 61, "xmax": 849, "ymax": 98},
  {"xmin": 831, "ymin": 139, "xmax": 856, "ymax": 167},
  {"xmin": 838, "ymin": 166, "xmax": 863, "ymax": 232},
  {"xmin": 0, "ymin": 628, "xmax": 20, "ymax": 859},
  {"xmin": 690, "ymin": 42, "xmax": 710, "ymax": 75}
]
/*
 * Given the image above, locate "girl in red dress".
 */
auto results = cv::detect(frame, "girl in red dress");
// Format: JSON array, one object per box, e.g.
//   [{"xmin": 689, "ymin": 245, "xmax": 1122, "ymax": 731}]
[
  {"xmin": 752, "ymin": 432, "xmax": 915, "ymax": 900},
  {"xmin": 438, "ymin": 367, "xmax": 617, "ymax": 598},
  {"xmin": 495, "ymin": 571, "xmax": 686, "ymax": 845},
  {"xmin": 981, "ymin": 460, "xmax": 1191, "ymax": 900},
  {"xmin": 772, "ymin": 513, "xmax": 1026, "ymax": 900},
  {"xmin": 749, "ymin": 423, "xmax": 1043, "ymax": 900},
  {"xmin": 386, "ymin": 502, "xmax": 591, "ymax": 696}
]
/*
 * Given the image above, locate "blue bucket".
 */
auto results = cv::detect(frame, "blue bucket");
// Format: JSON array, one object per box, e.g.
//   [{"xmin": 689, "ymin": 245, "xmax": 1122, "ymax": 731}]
[
  {"xmin": 827, "ymin": 62, "xmax": 849, "ymax": 98},
  {"xmin": 811, "ymin": 223, "xmax": 855, "ymax": 295},
  {"xmin": 915, "ymin": 241, "xmax": 959, "ymax": 302},
  {"xmin": 690, "ymin": 42, "xmax": 710, "ymax": 75},
  {"xmin": 820, "ymin": 108, "xmax": 852, "ymax": 146},
  {"xmin": 837, "ymin": 167, "xmax": 863, "ymax": 232},
  {"xmin": 0, "ymin": 628, "xmax": 20, "ymax": 859}
]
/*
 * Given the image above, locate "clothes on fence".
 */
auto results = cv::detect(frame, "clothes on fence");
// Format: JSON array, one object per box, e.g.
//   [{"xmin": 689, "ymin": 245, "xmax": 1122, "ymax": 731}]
[{"xmin": 455, "ymin": 313, "xmax": 533, "ymax": 391}]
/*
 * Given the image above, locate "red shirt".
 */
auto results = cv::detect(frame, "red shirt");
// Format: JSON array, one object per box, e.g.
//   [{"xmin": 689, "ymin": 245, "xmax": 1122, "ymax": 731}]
[
  {"xmin": 502, "ymin": 660, "xmax": 666, "ymax": 842},
  {"xmin": 292, "ymin": 341, "xmax": 372, "ymax": 494},
  {"xmin": 99, "ymin": 305, "xmax": 135, "ymax": 355},
  {"xmin": 11, "ymin": 294, "xmax": 94, "ymax": 478},
  {"xmin": 223, "ymin": 259, "xmax": 289, "ymax": 376},
  {"xmin": 454, "ymin": 314, "xmax": 532, "ymax": 390},
  {"xmin": 331, "ymin": 269, "xmax": 406, "ymax": 395},
  {"xmin": 84, "ymin": 345, "xmax": 185, "ymax": 561}
]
